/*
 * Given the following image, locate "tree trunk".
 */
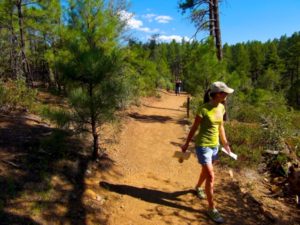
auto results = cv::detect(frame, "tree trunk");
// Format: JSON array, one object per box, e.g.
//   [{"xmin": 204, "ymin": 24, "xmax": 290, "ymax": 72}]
[
  {"xmin": 16, "ymin": 0, "xmax": 32, "ymax": 85},
  {"xmin": 89, "ymin": 83, "xmax": 99, "ymax": 160},
  {"xmin": 212, "ymin": 0, "xmax": 222, "ymax": 61},
  {"xmin": 7, "ymin": 6, "xmax": 16, "ymax": 79},
  {"xmin": 209, "ymin": 0, "xmax": 214, "ymax": 37},
  {"xmin": 296, "ymin": 89, "xmax": 299, "ymax": 107},
  {"xmin": 297, "ymin": 57, "xmax": 299, "ymax": 81},
  {"xmin": 9, "ymin": 23, "xmax": 18, "ymax": 79},
  {"xmin": 91, "ymin": 118, "xmax": 99, "ymax": 160}
]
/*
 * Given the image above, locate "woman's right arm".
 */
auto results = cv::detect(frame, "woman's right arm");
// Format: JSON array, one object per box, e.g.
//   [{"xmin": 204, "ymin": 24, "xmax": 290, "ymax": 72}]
[{"xmin": 181, "ymin": 115, "xmax": 202, "ymax": 152}]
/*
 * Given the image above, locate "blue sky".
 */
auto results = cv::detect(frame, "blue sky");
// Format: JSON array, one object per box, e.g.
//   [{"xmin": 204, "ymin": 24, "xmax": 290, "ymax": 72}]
[{"xmin": 121, "ymin": 0, "xmax": 300, "ymax": 45}]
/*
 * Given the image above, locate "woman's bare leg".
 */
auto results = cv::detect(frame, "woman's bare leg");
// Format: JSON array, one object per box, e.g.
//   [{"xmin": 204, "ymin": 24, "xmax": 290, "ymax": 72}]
[
  {"xmin": 196, "ymin": 167, "xmax": 207, "ymax": 188},
  {"xmin": 203, "ymin": 163, "xmax": 215, "ymax": 209},
  {"xmin": 196, "ymin": 160, "xmax": 216, "ymax": 189}
]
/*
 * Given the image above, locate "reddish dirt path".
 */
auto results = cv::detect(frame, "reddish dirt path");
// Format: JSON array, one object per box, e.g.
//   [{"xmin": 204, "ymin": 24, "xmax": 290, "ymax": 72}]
[{"xmin": 97, "ymin": 91, "xmax": 298, "ymax": 225}]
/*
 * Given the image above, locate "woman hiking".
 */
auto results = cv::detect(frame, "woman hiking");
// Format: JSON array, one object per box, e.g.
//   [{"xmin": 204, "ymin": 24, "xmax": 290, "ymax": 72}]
[{"xmin": 181, "ymin": 81, "xmax": 234, "ymax": 223}]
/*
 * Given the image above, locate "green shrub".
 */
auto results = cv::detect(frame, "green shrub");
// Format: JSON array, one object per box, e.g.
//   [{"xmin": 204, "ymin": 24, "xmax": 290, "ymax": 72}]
[
  {"xmin": 0, "ymin": 77, "xmax": 37, "ymax": 111},
  {"xmin": 229, "ymin": 89, "xmax": 288, "ymax": 123},
  {"xmin": 230, "ymin": 103, "xmax": 261, "ymax": 123},
  {"xmin": 40, "ymin": 105, "xmax": 71, "ymax": 129},
  {"xmin": 286, "ymin": 137, "xmax": 300, "ymax": 158},
  {"xmin": 290, "ymin": 111, "xmax": 300, "ymax": 131},
  {"xmin": 0, "ymin": 83, "xmax": 7, "ymax": 104},
  {"xmin": 165, "ymin": 80, "xmax": 174, "ymax": 92},
  {"xmin": 189, "ymin": 94, "xmax": 204, "ymax": 115},
  {"xmin": 156, "ymin": 77, "xmax": 173, "ymax": 91},
  {"xmin": 260, "ymin": 112, "xmax": 292, "ymax": 152},
  {"xmin": 39, "ymin": 130, "xmax": 68, "ymax": 159},
  {"xmin": 220, "ymin": 122, "xmax": 265, "ymax": 168}
]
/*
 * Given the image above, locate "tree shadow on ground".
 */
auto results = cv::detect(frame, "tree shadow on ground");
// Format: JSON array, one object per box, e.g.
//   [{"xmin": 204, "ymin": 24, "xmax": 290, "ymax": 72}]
[
  {"xmin": 142, "ymin": 104, "xmax": 186, "ymax": 113},
  {"xmin": 0, "ymin": 113, "xmax": 112, "ymax": 224},
  {"xmin": 176, "ymin": 118, "xmax": 190, "ymax": 125},
  {"xmin": 215, "ymin": 180, "xmax": 300, "ymax": 225},
  {"xmin": 156, "ymin": 89, "xmax": 187, "ymax": 96},
  {"xmin": 0, "ymin": 212, "xmax": 41, "ymax": 225},
  {"xmin": 100, "ymin": 181, "xmax": 199, "ymax": 213},
  {"xmin": 170, "ymin": 141, "xmax": 182, "ymax": 147},
  {"xmin": 129, "ymin": 112, "xmax": 172, "ymax": 123}
]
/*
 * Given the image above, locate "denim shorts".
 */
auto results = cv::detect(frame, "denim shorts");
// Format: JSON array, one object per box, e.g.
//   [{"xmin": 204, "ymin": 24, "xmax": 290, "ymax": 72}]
[{"xmin": 195, "ymin": 146, "xmax": 219, "ymax": 165}]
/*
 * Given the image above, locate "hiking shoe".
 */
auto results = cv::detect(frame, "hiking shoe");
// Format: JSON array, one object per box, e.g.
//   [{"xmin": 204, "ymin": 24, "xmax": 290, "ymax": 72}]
[
  {"xmin": 195, "ymin": 187, "xmax": 206, "ymax": 199},
  {"xmin": 207, "ymin": 208, "xmax": 224, "ymax": 223}
]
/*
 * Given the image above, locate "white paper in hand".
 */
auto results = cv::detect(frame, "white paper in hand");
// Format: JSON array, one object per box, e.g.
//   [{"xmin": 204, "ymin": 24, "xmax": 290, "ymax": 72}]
[{"xmin": 221, "ymin": 147, "xmax": 238, "ymax": 160}]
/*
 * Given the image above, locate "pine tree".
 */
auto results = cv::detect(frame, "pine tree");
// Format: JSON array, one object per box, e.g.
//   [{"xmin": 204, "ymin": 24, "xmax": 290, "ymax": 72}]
[
  {"xmin": 248, "ymin": 41, "xmax": 264, "ymax": 86},
  {"xmin": 179, "ymin": 0, "xmax": 223, "ymax": 60},
  {"xmin": 56, "ymin": 0, "xmax": 125, "ymax": 159}
]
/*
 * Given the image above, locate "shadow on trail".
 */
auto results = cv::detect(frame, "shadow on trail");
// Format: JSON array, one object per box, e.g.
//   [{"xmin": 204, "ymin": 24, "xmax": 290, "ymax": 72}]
[
  {"xmin": 100, "ymin": 181, "xmax": 200, "ymax": 213},
  {"xmin": 142, "ymin": 104, "xmax": 186, "ymax": 113},
  {"xmin": 216, "ymin": 180, "xmax": 300, "ymax": 225},
  {"xmin": 0, "ymin": 212, "xmax": 41, "ymax": 225},
  {"xmin": 129, "ymin": 112, "xmax": 172, "ymax": 123},
  {"xmin": 156, "ymin": 89, "xmax": 187, "ymax": 96},
  {"xmin": 170, "ymin": 141, "xmax": 182, "ymax": 147},
  {"xmin": 0, "ymin": 113, "xmax": 112, "ymax": 224},
  {"xmin": 128, "ymin": 112, "xmax": 189, "ymax": 127},
  {"xmin": 170, "ymin": 138, "xmax": 193, "ymax": 149},
  {"xmin": 176, "ymin": 118, "xmax": 190, "ymax": 125}
]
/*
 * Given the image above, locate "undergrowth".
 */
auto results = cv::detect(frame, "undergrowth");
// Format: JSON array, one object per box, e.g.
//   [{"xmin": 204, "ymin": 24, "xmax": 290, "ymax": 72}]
[{"xmin": 0, "ymin": 77, "xmax": 37, "ymax": 111}]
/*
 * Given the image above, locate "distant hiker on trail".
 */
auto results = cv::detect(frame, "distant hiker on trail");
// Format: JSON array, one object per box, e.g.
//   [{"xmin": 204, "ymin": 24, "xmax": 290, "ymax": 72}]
[
  {"xmin": 181, "ymin": 81, "xmax": 234, "ymax": 223},
  {"xmin": 175, "ymin": 79, "xmax": 182, "ymax": 96}
]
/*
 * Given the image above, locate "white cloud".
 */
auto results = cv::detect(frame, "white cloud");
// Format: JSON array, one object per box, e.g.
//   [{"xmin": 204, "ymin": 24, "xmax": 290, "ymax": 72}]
[
  {"xmin": 119, "ymin": 10, "xmax": 159, "ymax": 33},
  {"xmin": 139, "ymin": 27, "xmax": 160, "ymax": 33},
  {"xmin": 143, "ymin": 14, "xmax": 156, "ymax": 22},
  {"xmin": 155, "ymin": 15, "xmax": 173, "ymax": 24},
  {"xmin": 119, "ymin": 10, "xmax": 141, "ymax": 29},
  {"xmin": 158, "ymin": 35, "xmax": 191, "ymax": 43},
  {"xmin": 143, "ymin": 14, "xmax": 173, "ymax": 24},
  {"xmin": 118, "ymin": 10, "xmax": 131, "ymax": 20},
  {"xmin": 119, "ymin": 11, "xmax": 180, "ymax": 41}
]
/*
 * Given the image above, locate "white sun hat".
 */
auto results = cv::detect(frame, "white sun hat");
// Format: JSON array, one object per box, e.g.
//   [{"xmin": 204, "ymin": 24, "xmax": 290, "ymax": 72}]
[{"xmin": 210, "ymin": 81, "xmax": 234, "ymax": 94}]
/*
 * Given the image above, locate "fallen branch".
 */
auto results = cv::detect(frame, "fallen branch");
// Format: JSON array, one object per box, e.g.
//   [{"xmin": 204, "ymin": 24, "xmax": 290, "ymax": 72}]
[
  {"xmin": 1, "ymin": 159, "xmax": 21, "ymax": 168},
  {"xmin": 0, "ymin": 114, "xmax": 46, "ymax": 125}
]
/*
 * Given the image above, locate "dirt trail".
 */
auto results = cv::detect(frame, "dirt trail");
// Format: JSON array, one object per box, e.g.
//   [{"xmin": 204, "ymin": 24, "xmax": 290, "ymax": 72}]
[{"xmin": 98, "ymin": 91, "xmax": 298, "ymax": 225}]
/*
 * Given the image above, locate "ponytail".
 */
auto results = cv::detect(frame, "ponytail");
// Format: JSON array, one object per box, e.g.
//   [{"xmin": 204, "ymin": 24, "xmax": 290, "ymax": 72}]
[{"xmin": 203, "ymin": 89, "xmax": 211, "ymax": 103}]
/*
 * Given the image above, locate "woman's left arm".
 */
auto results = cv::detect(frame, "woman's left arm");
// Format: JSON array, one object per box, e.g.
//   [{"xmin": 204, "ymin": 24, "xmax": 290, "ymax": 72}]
[{"xmin": 219, "ymin": 121, "xmax": 231, "ymax": 153}]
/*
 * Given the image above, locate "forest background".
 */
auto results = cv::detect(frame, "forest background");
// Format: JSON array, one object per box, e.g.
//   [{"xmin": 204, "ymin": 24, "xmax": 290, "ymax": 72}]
[{"xmin": 0, "ymin": 0, "xmax": 299, "ymax": 173}]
